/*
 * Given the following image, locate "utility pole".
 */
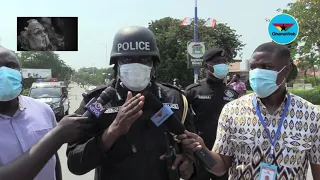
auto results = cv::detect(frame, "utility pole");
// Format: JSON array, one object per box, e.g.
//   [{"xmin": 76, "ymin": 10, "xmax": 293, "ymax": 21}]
[
  {"xmin": 106, "ymin": 42, "xmax": 108, "ymax": 68},
  {"xmin": 193, "ymin": 0, "xmax": 199, "ymax": 83}
]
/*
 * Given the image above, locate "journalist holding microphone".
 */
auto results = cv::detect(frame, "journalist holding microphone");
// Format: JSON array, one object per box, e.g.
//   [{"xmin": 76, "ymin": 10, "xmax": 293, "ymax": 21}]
[
  {"xmin": 67, "ymin": 26, "xmax": 198, "ymax": 180},
  {"xmin": 0, "ymin": 46, "xmax": 94, "ymax": 180},
  {"xmin": 0, "ymin": 114, "xmax": 93, "ymax": 180},
  {"xmin": 178, "ymin": 42, "xmax": 320, "ymax": 180}
]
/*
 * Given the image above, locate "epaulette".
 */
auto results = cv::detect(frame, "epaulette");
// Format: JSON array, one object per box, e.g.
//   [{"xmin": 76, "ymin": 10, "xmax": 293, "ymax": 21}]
[
  {"xmin": 161, "ymin": 83, "xmax": 184, "ymax": 94},
  {"xmin": 82, "ymin": 85, "xmax": 108, "ymax": 99},
  {"xmin": 185, "ymin": 83, "xmax": 201, "ymax": 91}
]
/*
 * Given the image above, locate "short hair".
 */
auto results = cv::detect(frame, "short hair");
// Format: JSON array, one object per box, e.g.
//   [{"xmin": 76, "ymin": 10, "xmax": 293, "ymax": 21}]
[
  {"xmin": 254, "ymin": 42, "xmax": 298, "ymax": 82},
  {"xmin": 254, "ymin": 42, "xmax": 291, "ymax": 61},
  {"xmin": 0, "ymin": 46, "xmax": 20, "ymax": 67},
  {"xmin": 235, "ymin": 74, "xmax": 240, "ymax": 78}
]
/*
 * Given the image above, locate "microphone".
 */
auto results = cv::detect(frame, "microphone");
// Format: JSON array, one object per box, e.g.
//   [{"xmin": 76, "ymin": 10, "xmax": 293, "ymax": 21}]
[
  {"xmin": 144, "ymin": 92, "xmax": 217, "ymax": 170},
  {"xmin": 83, "ymin": 87, "xmax": 117, "ymax": 118}
]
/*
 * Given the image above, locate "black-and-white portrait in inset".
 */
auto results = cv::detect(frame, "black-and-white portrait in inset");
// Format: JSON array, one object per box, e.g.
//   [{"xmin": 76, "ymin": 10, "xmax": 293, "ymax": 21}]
[{"xmin": 17, "ymin": 17, "xmax": 78, "ymax": 51}]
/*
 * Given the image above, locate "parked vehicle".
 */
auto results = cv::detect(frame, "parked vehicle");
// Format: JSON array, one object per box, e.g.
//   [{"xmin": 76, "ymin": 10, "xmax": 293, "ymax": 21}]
[{"xmin": 28, "ymin": 81, "xmax": 70, "ymax": 122}]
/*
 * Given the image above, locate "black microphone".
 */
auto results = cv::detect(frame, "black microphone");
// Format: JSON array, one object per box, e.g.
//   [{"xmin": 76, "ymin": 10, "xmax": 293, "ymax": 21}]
[
  {"xmin": 144, "ymin": 92, "xmax": 217, "ymax": 170},
  {"xmin": 83, "ymin": 87, "xmax": 117, "ymax": 118}
]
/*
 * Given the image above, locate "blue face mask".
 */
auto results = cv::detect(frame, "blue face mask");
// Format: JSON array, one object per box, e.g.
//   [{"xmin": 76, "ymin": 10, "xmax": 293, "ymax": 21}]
[
  {"xmin": 208, "ymin": 64, "xmax": 229, "ymax": 79},
  {"xmin": 0, "ymin": 67, "xmax": 22, "ymax": 101},
  {"xmin": 249, "ymin": 66, "xmax": 286, "ymax": 98}
]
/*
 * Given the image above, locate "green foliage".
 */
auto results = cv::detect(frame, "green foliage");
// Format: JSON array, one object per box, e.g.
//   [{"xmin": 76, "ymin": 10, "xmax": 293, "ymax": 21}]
[
  {"xmin": 17, "ymin": 51, "xmax": 74, "ymax": 88},
  {"xmin": 247, "ymin": 90, "xmax": 253, "ymax": 94},
  {"xmin": 280, "ymin": 0, "xmax": 320, "ymax": 84},
  {"xmin": 290, "ymin": 87, "xmax": 320, "ymax": 105},
  {"xmin": 282, "ymin": 0, "xmax": 320, "ymax": 53},
  {"xmin": 304, "ymin": 76, "xmax": 320, "ymax": 85},
  {"xmin": 22, "ymin": 88, "xmax": 29, "ymax": 96},
  {"xmin": 148, "ymin": 17, "xmax": 245, "ymax": 87},
  {"xmin": 73, "ymin": 67, "xmax": 114, "ymax": 85}
]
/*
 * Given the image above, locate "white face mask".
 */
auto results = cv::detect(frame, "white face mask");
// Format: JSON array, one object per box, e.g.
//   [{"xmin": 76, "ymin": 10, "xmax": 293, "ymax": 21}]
[{"xmin": 119, "ymin": 63, "xmax": 152, "ymax": 91}]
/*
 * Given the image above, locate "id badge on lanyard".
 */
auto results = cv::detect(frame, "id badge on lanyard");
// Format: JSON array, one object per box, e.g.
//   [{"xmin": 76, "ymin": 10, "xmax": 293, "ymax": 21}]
[{"xmin": 252, "ymin": 94, "xmax": 291, "ymax": 180}]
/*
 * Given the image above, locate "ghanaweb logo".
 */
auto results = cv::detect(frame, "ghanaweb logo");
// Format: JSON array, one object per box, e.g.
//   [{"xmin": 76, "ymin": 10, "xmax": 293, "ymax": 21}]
[
  {"xmin": 273, "ymin": 23, "xmax": 294, "ymax": 32},
  {"xmin": 268, "ymin": 13, "xmax": 299, "ymax": 45}
]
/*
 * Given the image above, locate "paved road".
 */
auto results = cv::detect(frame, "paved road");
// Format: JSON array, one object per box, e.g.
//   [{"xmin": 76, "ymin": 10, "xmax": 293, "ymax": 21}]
[
  {"xmin": 58, "ymin": 83, "xmax": 314, "ymax": 180},
  {"xmin": 58, "ymin": 83, "xmax": 94, "ymax": 180}
]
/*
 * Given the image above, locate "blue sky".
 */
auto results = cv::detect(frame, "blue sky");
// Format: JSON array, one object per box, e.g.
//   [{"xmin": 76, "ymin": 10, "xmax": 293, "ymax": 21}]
[{"xmin": 0, "ymin": 0, "xmax": 294, "ymax": 70}]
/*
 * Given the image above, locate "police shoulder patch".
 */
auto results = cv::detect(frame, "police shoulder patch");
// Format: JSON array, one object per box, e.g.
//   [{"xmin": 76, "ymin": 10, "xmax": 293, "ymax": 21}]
[{"xmin": 223, "ymin": 87, "xmax": 239, "ymax": 101}]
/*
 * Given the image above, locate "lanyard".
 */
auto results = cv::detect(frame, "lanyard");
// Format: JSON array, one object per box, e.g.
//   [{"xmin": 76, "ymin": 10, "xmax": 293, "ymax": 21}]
[{"xmin": 252, "ymin": 94, "xmax": 291, "ymax": 161}]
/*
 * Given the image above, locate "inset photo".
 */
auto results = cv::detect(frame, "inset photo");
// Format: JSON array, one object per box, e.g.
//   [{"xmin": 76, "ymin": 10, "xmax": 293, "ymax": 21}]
[{"xmin": 17, "ymin": 17, "xmax": 78, "ymax": 51}]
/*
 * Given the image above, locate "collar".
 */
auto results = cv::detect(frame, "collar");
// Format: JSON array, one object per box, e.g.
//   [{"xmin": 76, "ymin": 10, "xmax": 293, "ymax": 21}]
[
  {"xmin": 18, "ymin": 96, "xmax": 26, "ymax": 111},
  {"xmin": 0, "ymin": 96, "xmax": 25, "ymax": 118},
  {"xmin": 255, "ymin": 92, "xmax": 289, "ymax": 116},
  {"xmin": 206, "ymin": 78, "xmax": 225, "ymax": 86}
]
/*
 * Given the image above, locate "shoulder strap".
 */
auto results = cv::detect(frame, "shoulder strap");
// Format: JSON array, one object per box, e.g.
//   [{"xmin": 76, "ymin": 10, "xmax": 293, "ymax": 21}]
[{"xmin": 181, "ymin": 94, "xmax": 188, "ymax": 124}]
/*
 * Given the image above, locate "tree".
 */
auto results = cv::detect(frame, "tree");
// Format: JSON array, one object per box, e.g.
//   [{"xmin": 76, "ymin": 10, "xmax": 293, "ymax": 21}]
[
  {"xmin": 73, "ymin": 67, "xmax": 114, "ymax": 86},
  {"xmin": 148, "ymin": 17, "xmax": 245, "ymax": 87},
  {"xmin": 279, "ymin": 0, "xmax": 320, "ymax": 84},
  {"xmin": 17, "ymin": 51, "xmax": 74, "ymax": 88}
]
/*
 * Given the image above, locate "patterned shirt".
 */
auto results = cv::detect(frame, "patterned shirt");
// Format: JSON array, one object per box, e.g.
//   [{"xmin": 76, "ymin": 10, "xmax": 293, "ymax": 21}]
[{"xmin": 212, "ymin": 93, "xmax": 320, "ymax": 180}]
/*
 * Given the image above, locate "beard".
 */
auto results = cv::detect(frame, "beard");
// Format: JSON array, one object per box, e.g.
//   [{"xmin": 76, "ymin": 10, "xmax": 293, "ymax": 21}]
[{"xmin": 29, "ymin": 34, "xmax": 50, "ymax": 50}]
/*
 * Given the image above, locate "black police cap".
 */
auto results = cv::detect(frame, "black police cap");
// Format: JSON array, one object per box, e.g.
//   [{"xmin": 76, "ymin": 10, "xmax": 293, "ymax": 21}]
[{"xmin": 203, "ymin": 48, "xmax": 226, "ymax": 62}]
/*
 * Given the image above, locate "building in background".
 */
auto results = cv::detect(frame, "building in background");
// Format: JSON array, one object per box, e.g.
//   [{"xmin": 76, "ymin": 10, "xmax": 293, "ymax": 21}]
[{"xmin": 228, "ymin": 59, "xmax": 249, "ymax": 82}]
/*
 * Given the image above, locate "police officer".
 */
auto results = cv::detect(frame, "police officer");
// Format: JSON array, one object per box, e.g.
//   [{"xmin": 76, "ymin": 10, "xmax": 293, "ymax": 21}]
[
  {"xmin": 66, "ymin": 26, "xmax": 197, "ymax": 180},
  {"xmin": 185, "ymin": 48, "xmax": 238, "ymax": 180}
]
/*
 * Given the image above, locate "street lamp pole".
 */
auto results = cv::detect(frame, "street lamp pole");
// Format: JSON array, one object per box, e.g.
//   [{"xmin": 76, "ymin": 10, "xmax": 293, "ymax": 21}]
[
  {"xmin": 106, "ymin": 42, "xmax": 108, "ymax": 68},
  {"xmin": 193, "ymin": 0, "xmax": 199, "ymax": 83}
]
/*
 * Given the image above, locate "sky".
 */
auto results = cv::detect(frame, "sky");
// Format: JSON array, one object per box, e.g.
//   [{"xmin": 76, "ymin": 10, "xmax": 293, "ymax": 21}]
[{"xmin": 0, "ymin": 0, "xmax": 294, "ymax": 70}]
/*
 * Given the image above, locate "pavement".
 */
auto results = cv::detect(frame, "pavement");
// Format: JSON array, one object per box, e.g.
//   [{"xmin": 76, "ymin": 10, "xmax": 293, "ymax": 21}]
[
  {"xmin": 57, "ymin": 83, "xmax": 314, "ymax": 180},
  {"xmin": 58, "ymin": 83, "xmax": 94, "ymax": 180}
]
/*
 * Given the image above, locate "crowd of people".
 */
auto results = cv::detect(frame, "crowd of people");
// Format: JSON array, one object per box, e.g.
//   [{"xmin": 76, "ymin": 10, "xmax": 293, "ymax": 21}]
[{"xmin": 0, "ymin": 25, "xmax": 319, "ymax": 180}]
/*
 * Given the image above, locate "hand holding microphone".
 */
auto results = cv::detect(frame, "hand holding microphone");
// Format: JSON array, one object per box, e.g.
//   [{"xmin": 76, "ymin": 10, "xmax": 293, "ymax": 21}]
[
  {"xmin": 144, "ymin": 92, "xmax": 217, "ymax": 170},
  {"xmin": 177, "ymin": 131, "xmax": 206, "ymax": 154},
  {"xmin": 56, "ymin": 114, "xmax": 93, "ymax": 143}
]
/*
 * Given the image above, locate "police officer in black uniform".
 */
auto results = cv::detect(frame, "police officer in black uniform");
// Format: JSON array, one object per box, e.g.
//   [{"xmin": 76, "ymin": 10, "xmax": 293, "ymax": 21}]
[
  {"xmin": 66, "ymin": 26, "xmax": 197, "ymax": 180},
  {"xmin": 185, "ymin": 48, "xmax": 238, "ymax": 180}
]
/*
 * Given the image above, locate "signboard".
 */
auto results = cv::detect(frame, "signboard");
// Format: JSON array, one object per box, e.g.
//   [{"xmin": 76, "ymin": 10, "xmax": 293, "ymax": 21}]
[
  {"xmin": 191, "ymin": 58, "xmax": 203, "ymax": 67},
  {"xmin": 187, "ymin": 42, "xmax": 206, "ymax": 58},
  {"xmin": 21, "ymin": 68, "xmax": 52, "ymax": 79}
]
